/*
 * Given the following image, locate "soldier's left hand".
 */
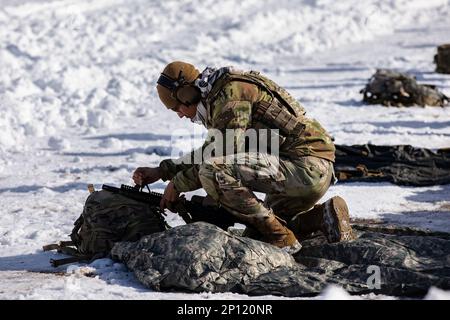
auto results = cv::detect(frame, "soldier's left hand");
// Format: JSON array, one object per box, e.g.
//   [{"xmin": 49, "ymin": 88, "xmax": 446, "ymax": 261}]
[{"xmin": 160, "ymin": 181, "xmax": 180, "ymax": 211}]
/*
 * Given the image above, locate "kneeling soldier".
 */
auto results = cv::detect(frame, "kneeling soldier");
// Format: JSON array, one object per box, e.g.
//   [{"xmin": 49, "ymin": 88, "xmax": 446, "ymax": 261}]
[{"xmin": 133, "ymin": 61, "xmax": 354, "ymax": 254}]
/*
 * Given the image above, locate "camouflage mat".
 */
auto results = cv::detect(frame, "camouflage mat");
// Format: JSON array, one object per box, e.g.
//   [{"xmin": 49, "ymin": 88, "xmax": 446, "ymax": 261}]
[
  {"xmin": 334, "ymin": 144, "xmax": 450, "ymax": 186},
  {"xmin": 111, "ymin": 222, "xmax": 450, "ymax": 297}
]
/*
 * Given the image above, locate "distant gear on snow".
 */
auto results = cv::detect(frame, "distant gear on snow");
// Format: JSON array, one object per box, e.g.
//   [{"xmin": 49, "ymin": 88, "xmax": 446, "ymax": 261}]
[
  {"xmin": 435, "ymin": 44, "xmax": 450, "ymax": 74},
  {"xmin": 360, "ymin": 69, "xmax": 449, "ymax": 107}
]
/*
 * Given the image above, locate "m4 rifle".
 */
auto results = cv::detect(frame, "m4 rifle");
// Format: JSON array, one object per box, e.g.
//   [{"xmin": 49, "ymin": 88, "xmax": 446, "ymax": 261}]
[{"xmin": 101, "ymin": 184, "xmax": 238, "ymax": 230}]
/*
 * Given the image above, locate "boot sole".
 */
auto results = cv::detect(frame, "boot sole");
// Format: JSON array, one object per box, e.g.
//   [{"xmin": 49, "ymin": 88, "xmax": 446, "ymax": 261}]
[{"xmin": 323, "ymin": 196, "xmax": 355, "ymax": 243}]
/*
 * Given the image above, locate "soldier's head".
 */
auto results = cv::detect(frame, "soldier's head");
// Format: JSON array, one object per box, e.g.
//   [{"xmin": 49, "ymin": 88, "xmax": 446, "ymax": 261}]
[{"xmin": 156, "ymin": 61, "xmax": 201, "ymax": 119}]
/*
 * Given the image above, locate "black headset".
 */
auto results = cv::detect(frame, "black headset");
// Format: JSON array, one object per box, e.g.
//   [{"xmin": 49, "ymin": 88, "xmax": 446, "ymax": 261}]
[{"xmin": 157, "ymin": 71, "xmax": 201, "ymax": 106}]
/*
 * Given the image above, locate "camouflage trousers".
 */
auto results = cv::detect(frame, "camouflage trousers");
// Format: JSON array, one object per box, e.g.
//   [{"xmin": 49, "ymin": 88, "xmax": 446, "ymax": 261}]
[{"xmin": 198, "ymin": 153, "xmax": 334, "ymax": 227}]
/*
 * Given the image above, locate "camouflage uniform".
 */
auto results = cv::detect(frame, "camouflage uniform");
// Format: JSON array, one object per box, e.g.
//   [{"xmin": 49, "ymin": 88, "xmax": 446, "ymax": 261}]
[{"xmin": 159, "ymin": 71, "xmax": 336, "ymax": 228}]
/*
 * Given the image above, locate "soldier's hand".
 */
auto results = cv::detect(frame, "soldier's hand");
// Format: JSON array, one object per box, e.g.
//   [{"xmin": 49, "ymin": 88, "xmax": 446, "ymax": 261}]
[
  {"xmin": 160, "ymin": 181, "xmax": 180, "ymax": 211},
  {"xmin": 132, "ymin": 167, "xmax": 161, "ymax": 186}
]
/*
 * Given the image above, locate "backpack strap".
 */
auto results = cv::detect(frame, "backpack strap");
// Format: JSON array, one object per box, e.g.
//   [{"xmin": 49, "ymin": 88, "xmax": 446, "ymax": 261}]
[
  {"xmin": 69, "ymin": 214, "xmax": 84, "ymax": 247},
  {"xmin": 50, "ymin": 256, "xmax": 90, "ymax": 268},
  {"xmin": 43, "ymin": 239, "xmax": 91, "ymax": 267},
  {"xmin": 254, "ymin": 99, "xmax": 306, "ymax": 136}
]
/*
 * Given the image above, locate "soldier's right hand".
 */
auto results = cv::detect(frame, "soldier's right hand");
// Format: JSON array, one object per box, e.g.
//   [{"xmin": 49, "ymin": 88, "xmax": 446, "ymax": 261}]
[{"xmin": 132, "ymin": 167, "xmax": 162, "ymax": 186}]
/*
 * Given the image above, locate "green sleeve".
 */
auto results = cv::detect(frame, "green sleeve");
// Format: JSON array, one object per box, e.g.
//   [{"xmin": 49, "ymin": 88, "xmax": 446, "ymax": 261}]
[
  {"xmin": 159, "ymin": 159, "xmax": 191, "ymax": 181},
  {"xmin": 158, "ymin": 131, "xmax": 215, "ymax": 192},
  {"xmin": 171, "ymin": 165, "xmax": 202, "ymax": 192}
]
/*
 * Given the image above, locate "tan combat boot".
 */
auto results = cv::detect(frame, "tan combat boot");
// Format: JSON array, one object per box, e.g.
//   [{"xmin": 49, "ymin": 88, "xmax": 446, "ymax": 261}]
[
  {"xmin": 255, "ymin": 214, "xmax": 302, "ymax": 254},
  {"xmin": 322, "ymin": 196, "xmax": 355, "ymax": 242},
  {"xmin": 289, "ymin": 196, "xmax": 355, "ymax": 243}
]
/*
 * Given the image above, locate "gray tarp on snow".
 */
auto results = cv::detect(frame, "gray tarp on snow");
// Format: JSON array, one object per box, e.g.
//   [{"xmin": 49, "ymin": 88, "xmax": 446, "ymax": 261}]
[{"xmin": 111, "ymin": 222, "xmax": 450, "ymax": 297}]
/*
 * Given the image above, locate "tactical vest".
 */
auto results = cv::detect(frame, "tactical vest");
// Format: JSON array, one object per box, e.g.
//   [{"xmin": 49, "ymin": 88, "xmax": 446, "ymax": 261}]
[
  {"xmin": 435, "ymin": 44, "xmax": 450, "ymax": 74},
  {"xmin": 206, "ymin": 70, "xmax": 307, "ymax": 137}
]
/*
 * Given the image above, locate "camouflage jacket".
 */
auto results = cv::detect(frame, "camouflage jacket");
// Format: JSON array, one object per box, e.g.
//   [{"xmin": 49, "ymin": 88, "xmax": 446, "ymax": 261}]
[{"xmin": 159, "ymin": 71, "xmax": 335, "ymax": 192}]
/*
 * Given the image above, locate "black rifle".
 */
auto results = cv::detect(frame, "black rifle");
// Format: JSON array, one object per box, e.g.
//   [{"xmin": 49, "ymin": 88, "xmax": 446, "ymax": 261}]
[{"xmin": 102, "ymin": 184, "xmax": 238, "ymax": 230}]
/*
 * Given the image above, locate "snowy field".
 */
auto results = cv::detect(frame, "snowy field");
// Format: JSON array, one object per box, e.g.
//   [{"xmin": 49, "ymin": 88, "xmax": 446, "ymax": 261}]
[{"xmin": 0, "ymin": 0, "xmax": 449, "ymax": 299}]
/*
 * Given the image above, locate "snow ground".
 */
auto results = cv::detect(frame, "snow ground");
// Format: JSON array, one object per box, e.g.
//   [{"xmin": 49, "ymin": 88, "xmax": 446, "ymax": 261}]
[{"xmin": 0, "ymin": 0, "xmax": 449, "ymax": 300}]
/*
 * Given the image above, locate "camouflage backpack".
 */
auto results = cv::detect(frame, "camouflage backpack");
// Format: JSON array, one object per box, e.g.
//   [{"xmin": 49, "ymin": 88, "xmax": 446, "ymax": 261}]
[
  {"xmin": 44, "ymin": 188, "xmax": 169, "ymax": 266},
  {"xmin": 360, "ymin": 69, "xmax": 449, "ymax": 107}
]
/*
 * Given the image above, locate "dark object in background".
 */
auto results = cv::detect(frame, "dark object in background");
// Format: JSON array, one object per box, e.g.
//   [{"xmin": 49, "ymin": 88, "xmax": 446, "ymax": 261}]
[
  {"xmin": 334, "ymin": 144, "xmax": 450, "ymax": 186},
  {"xmin": 360, "ymin": 69, "xmax": 448, "ymax": 107},
  {"xmin": 435, "ymin": 44, "xmax": 450, "ymax": 74}
]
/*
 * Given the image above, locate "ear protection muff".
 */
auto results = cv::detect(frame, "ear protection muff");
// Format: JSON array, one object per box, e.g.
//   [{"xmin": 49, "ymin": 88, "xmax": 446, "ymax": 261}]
[
  {"xmin": 157, "ymin": 72, "xmax": 201, "ymax": 106},
  {"xmin": 176, "ymin": 85, "xmax": 201, "ymax": 106}
]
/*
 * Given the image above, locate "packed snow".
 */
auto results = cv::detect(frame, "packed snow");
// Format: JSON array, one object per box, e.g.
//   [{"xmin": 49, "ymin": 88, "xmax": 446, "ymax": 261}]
[{"xmin": 0, "ymin": 0, "xmax": 449, "ymax": 300}]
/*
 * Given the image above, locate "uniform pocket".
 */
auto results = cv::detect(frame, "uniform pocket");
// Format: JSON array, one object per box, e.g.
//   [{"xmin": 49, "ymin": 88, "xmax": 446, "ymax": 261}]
[
  {"xmin": 283, "ymin": 156, "xmax": 331, "ymax": 196},
  {"xmin": 236, "ymin": 153, "xmax": 286, "ymax": 194},
  {"xmin": 237, "ymin": 153, "xmax": 285, "ymax": 182},
  {"xmin": 308, "ymin": 157, "xmax": 330, "ymax": 179}
]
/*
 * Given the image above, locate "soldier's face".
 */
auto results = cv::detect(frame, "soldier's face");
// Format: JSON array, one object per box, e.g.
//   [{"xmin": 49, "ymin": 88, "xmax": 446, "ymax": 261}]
[{"xmin": 175, "ymin": 104, "xmax": 197, "ymax": 119}]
